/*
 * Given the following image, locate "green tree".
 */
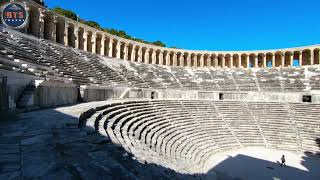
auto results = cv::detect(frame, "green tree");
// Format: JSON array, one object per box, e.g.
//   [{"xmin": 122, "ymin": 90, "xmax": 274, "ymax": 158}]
[
  {"xmin": 84, "ymin": 21, "xmax": 101, "ymax": 29},
  {"xmin": 152, "ymin": 40, "xmax": 166, "ymax": 47},
  {"xmin": 52, "ymin": 7, "xmax": 77, "ymax": 21}
]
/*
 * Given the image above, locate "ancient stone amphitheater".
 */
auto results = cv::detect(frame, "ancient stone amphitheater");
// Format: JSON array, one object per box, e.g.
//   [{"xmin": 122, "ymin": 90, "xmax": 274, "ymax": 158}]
[{"xmin": 0, "ymin": 1, "xmax": 319, "ymax": 180}]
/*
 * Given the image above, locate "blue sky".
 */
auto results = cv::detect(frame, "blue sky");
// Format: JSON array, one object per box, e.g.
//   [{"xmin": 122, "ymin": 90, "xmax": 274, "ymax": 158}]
[{"xmin": 46, "ymin": 0, "xmax": 320, "ymax": 51}]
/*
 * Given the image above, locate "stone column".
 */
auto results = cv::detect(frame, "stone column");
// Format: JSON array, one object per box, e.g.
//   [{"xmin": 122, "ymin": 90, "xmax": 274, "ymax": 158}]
[
  {"xmin": 289, "ymin": 53, "xmax": 293, "ymax": 66},
  {"xmin": 52, "ymin": 16, "xmax": 58, "ymax": 42},
  {"xmin": 144, "ymin": 49, "xmax": 150, "ymax": 63},
  {"xmin": 107, "ymin": 38, "xmax": 113, "ymax": 57},
  {"xmin": 151, "ymin": 51, "xmax": 156, "ymax": 64},
  {"xmin": 246, "ymin": 55, "xmax": 250, "ymax": 68},
  {"xmin": 271, "ymin": 54, "xmax": 275, "ymax": 67},
  {"xmin": 280, "ymin": 54, "xmax": 285, "ymax": 67},
  {"xmin": 130, "ymin": 46, "xmax": 136, "ymax": 61},
  {"xmin": 92, "ymin": 33, "xmax": 97, "ymax": 54},
  {"xmin": 199, "ymin": 54, "xmax": 204, "ymax": 67},
  {"xmin": 213, "ymin": 55, "xmax": 218, "ymax": 68},
  {"xmin": 39, "ymin": 8, "xmax": 44, "ymax": 38},
  {"xmin": 230, "ymin": 55, "xmax": 234, "ymax": 68},
  {"xmin": 138, "ymin": 48, "xmax": 142, "ymax": 62},
  {"xmin": 165, "ymin": 53, "xmax": 170, "ymax": 65},
  {"xmin": 254, "ymin": 55, "xmax": 258, "ymax": 68},
  {"xmin": 159, "ymin": 52, "xmax": 164, "ymax": 65},
  {"xmin": 101, "ymin": 35, "xmax": 106, "ymax": 56},
  {"xmin": 116, "ymin": 41, "xmax": 121, "ymax": 59},
  {"xmin": 206, "ymin": 56, "xmax": 211, "ymax": 67},
  {"xmin": 310, "ymin": 50, "xmax": 314, "ymax": 65},
  {"xmin": 222, "ymin": 55, "xmax": 226, "ymax": 68},
  {"xmin": 125, "ymin": 44, "xmax": 130, "ymax": 60},
  {"xmin": 181, "ymin": 55, "xmax": 185, "ymax": 66},
  {"xmin": 74, "ymin": 26, "xmax": 79, "ymax": 49},
  {"xmin": 83, "ymin": 31, "xmax": 88, "ymax": 52},
  {"xmin": 193, "ymin": 54, "xmax": 198, "ymax": 67},
  {"xmin": 64, "ymin": 23, "xmax": 69, "ymax": 46},
  {"xmin": 299, "ymin": 52, "xmax": 302, "ymax": 66},
  {"xmin": 262, "ymin": 54, "xmax": 266, "ymax": 68},
  {"xmin": 186, "ymin": 54, "xmax": 191, "ymax": 67},
  {"xmin": 173, "ymin": 53, "xmax": 178, "ymax": 66},
  {"xmin": 238, "ymin": 55, "xmax": 242, "ymax": 68}
]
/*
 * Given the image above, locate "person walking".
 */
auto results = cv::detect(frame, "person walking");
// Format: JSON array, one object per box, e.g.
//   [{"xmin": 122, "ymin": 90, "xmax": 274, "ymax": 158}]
[{"xmin": 281, "ymin": 155, "xmax": 286, "ymax": 166}]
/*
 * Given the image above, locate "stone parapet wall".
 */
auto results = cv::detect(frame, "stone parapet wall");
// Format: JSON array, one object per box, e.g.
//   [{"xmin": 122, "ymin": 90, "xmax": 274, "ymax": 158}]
[
  {"xmin": 80, "ymin": 85, "xmax": 127, "ymax": 102},
  {"xmin": 147, "ymin": 89, "xmax": 320, "ymax": 103},
  {"xmin": 36, "ymin": 81, "xmax": 78, "ymax": 107}
]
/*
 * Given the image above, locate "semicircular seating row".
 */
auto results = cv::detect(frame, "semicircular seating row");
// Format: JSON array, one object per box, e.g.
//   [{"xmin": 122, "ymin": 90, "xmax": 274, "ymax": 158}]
[{"xmin": 79, "ymin": 100, "xmax": 320, "ymax": 173}]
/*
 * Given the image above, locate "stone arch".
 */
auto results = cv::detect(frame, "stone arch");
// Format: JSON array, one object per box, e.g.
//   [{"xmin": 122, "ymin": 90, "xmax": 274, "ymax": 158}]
[
  {"xmin": 302, "ymin": 49, "xmax": 311, "ymax": 66},
  {"xmin": 184, "ymin": 52, "xmax": 190, "ymax": 67},
  {"xmin": 155, "ymin": 50, "xmax": 161, "ymax": 65},
  {"xmin": 86, "ymin": 31, "xmax": 93, "ymax": 53},
  {"xmin": 67, "ymin": 24, "xmax": 76, "ymax": 48},
  {"xmin": 176, "ymin": 52, "xmax": 183, "ymax": 67},
  {"xmin": 120, "ymin": 42, "xmax": 126, "ymax": 60},
  {"xmin": 190, "ymin": 53, "xmax": 196, "ymax": 67},
  {"xmin": 235, "ymin": 54, "xmax": 241, "ymax": 68},
  {"xmin": 105, "ymin": 37, "xmax": 113, "ymax": 57},
  {"xmin": 163, "ymin": 50, "xmax": 169, "ymax": 65},
  {"xmin": 169, "ymin": 51, "xmax": 174, "ymax": 66},
  {"xmin": 239, "ymin": 54, "xmax": 245, "ymax": 68},
  {"xmin": 218, "ymin": 54, "xmax": 224, "ymax": 68},
  {"xmin": 127, "ymin": 44, "xmax": 134, "ymax": 61},
  {"xmin": 43, "ymin": 12, "xmax": 54, "ymax": 41},
  {"xmin": 140, "ymin": 47, "xmax": 147, "ymax": 63},
  {"xmin": 274, "ymin": 51, "xmax": 283, "ymax": 67},
  {"xmin": 265, "ymin": 53, "xmax": 274, "ymax": 67},
  {"xmin": 314, "ymin": 48, "xmax": 320, "ymax": 65},
  {"xmin": 28, "ymin": 6, "xmax": 40, "ymax": 37},
  {"xmin": 196, "ymin": 54, "xmax": 202, "ymax": 67},
  {"xmin": 225, "ymin": 54, "xmax": 232, "ymax": 68},
  {"xmin": 134, "ymin": 46, "xmax": 141, "ymax": 62},
  {"xmin": 95, "ymin": 33, "xmax": 102, "ymax": 55},
  {"xmin": 256, "ymin": 53, "xmax": 264, "ymax": 68},
  {"xmin": 248, "ymin": 53, "xmax": 257, "ymax": 68},
  {"xmin": 147, "ymin": 48, "xmax": 153, "ymax": 64},
  {"xmin": 112, "ymin": 39, "xmax": 119, "ymax": 58},
  {"xmin": 55, "ymin": 17, "xmax": 65, "ymax": 44},
  {"xmin": 284, "ymin": 51, "xmax": 293, "ymax": 67},
  {"xmin": 203, "ymin": 54, "xmax": 210, "ymax": 67},
  {"xmin": 78, "ymin": 27, "xmax": 85, "ymax": 50},
  {"xmin": 211, "ymin": 54, "xmax": 217, "ymax": 68},
  {"xmin": 230, "ymin": 54, "xmax": 236, "ymax": 68},
  {"xmin": 293, "ymin": 51, "xmax": 300, "ymax": 66}
]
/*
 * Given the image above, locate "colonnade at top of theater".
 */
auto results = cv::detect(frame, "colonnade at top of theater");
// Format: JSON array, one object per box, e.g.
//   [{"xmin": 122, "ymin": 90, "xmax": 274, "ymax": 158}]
[{"xmin": 22, "ymin": 1, "xmax": 320, "ymax": 68}]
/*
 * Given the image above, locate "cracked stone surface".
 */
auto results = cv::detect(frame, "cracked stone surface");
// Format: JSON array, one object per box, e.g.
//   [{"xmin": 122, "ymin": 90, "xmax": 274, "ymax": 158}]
[{"xmin": 0, "ymin": 102, "xmax": 201, "ymax": 180}]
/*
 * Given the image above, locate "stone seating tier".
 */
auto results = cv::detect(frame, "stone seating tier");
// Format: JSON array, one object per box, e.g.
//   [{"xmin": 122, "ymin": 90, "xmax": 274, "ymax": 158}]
[
  {"xmin": 1, "ymin": 29, "xmax": 320, "ymax": 92},
  {"xmin": 79, "ymin": 99, "xmax": 320, "ymax": 172}
]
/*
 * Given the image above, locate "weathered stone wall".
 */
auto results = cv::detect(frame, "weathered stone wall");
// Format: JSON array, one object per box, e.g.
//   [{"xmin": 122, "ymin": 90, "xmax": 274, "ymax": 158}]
[
  {"xmin": 0, "ymin": 76, "xmax": 9, "ymax": 111},
  {"xmin": 150, "ymin": 89, "xmax": 320, "ymax": 103},
  {"xmin": 156, "ymin": 90, "xmax": 198, "ymax": 99},
  {"xmin": 80, "ymin": 85, "xmax": 126, "ymax": 102},
  {"xmin": 36, "ymin": 81, "xmax": 78, "ymax": 108},
  {"xmin": 1, "ymin": 70, "xmax": 43, "ymax": 109},
  {"xmin": 310, "ymin": 92, "xmax": 320, "ymax": 103}
]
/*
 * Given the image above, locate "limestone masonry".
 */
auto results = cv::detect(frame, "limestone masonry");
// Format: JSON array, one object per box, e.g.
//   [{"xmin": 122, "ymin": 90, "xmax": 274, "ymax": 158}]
[{"xmin": 2, "ymin": 0, "xmax": 320, "ymax": 69}]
